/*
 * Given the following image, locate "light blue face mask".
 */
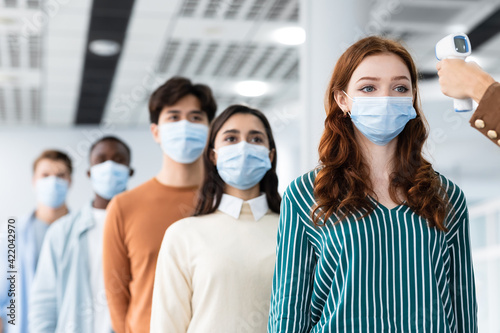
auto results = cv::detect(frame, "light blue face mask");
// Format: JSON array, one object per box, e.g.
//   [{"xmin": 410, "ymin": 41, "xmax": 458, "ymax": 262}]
[
  {"xmin": 35, "ymin": 176, "xmax": 69, "ymax": 208},
  {"xmin": 343, "ymin": 91, "xmax": 417, "ymax": 146},
  {"xmin": 90, "ymin": 160, "xmax": 130, "ymax": 200},
  {"xmin": 159, "ymin": 120, "xmax": 209, "ymax": 164},
  {"xmin": 215, "ymin": 141, "xmax": 272, "ymax": 190}
]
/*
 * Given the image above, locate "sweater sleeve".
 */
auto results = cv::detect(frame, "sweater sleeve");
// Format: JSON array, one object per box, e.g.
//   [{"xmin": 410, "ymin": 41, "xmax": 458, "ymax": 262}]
[
  {"xmin": 445, "ymin": 187, "xmax": 478, "ymax": 333},
  {"xmin": 470, "ymin": 82, "xmax": 500, "ymax": 147},
  {"xmin": 29, "ymin": 227, "xmax": 59, "ymax": 333},
  {"xmin": 268, "ymin": 191, "xmax": 316, "ymax": 333},
  {"xmin": 102, "ymin": 197, "xmax": 131, "ymax": 333},
  {"xmin": 150, "ymin": 222, "xmax": 192, "ymax": 333}
]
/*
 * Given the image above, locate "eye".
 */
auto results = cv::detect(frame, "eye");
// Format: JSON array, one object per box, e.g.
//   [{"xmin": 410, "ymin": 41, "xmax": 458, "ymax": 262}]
[
  {"xmin": 191, "ymin": 115, "xmax": 203, "ymax": 122},
  {"xmin": 224, "ymin": 136, "xmax": 237, "ymax": 143},
  {"xmin": 168, "ymin": 115, "xmax": 179, "ymax": 121},
  {"xmin": 395, "ymin": 85, "xmax": 409, "ymax": 93},
  {"xmin": 250, "ymin": 136, "xmax": 264, "ymax": 144},
  {"xmin": 360, "ymin": 85, "xmax": 375, "ymax": 93}
]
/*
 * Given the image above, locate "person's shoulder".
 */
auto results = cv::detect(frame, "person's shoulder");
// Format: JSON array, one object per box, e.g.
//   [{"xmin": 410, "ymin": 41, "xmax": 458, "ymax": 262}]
[
  {"xmin": 112, "ymin": 178, "xmax": 157, "ymax": 203},
  {"xmin": 43, "ymin": 208, "xmax": 85, "ymax": 251},
  {"xmin": 166, "ymin": 215, "xmax": 214, "ymax": 234},
  {"xmin": 436, "ymin": 172, "xmax": 466, "ymax": 205},
  {"xmin": 285, "ymin": 169, "xmax": 317, "ymax": 197},
  {"xmin": 283, "ymin": 169, "xmax": 318, "ymax": 207}
]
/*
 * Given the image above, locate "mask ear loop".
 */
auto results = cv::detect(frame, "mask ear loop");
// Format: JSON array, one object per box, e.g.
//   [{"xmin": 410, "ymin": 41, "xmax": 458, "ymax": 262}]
[{"xmin": 341, "ymin": 90, "xmax": 353, "ymax": 117}]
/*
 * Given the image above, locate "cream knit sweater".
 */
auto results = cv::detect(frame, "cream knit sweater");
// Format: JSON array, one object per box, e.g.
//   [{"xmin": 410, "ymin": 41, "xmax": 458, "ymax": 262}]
[{"xmin": 150, "ymin": 203, "xmax": 279, "ymax": 333}]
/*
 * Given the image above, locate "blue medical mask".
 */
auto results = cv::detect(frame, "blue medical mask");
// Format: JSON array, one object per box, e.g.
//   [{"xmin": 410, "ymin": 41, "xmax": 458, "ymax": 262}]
[
  {"xmin": 35, "ymin": 176, "xmax": 69, "ymax": 208},
  {"xmin": 90, "ymin": 160, "xmax": 130, "ymax": 200},
  {"xmin": 215, "ymin": 141, "xmax": 272, "ymax": 190},
  {"xmin": 343, "ymin": 91, "xmax": 417, "ymax": 146},
  {"xmin": 159, "ymin": 120, "xmax": 209, "ymax": 164}
]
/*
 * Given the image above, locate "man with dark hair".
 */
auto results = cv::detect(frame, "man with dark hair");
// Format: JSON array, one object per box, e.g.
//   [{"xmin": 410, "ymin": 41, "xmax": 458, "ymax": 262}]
[
  {"xmin": 0, "ymin": 149, "xmax": 72, "ymax": 333},
  {"xmin": 103, "ymin": 76, "xmax": 217, "ymax": 333},
  {"xmin": 29, "ymin": 136, "xmax": 133, "ymax": 333}
]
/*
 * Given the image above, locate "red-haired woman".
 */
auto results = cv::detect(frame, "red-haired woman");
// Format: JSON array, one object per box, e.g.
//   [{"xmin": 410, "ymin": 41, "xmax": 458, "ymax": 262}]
[{"xmin": 268, "ymin": 36, "xmax": 477, "ymax": 332}]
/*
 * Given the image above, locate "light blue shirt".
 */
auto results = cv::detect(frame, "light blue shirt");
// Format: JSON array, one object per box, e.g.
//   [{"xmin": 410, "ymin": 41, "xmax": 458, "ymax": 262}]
[
  {"xmin": 0, "ymin": 212, "xmax": 51, "ymax": 333},
  {"xmin": 29, "ymin": 202, "xmax": 113, "ymax": 333}
]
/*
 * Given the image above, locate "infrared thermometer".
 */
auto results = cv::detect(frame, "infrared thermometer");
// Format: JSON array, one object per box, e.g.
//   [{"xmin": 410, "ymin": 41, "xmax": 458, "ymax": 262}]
[{"xmin": 435, "ymin": 33, "xmax": 472, "ymax": 112}]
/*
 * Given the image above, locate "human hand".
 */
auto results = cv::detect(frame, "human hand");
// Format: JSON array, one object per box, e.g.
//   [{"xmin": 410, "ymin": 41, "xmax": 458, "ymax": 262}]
[{"xmin": 436, "ymin": 59, "xmax": 495, "ymax": 103}]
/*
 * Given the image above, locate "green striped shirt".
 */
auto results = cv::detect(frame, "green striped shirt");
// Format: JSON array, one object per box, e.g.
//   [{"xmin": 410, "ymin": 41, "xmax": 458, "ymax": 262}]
[{"xmin": 268, "ymin": 170, "xmax": 477, "ymax": 332}]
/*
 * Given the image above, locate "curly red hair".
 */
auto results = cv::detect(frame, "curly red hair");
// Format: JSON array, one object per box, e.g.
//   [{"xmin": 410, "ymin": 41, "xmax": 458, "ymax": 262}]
[{"xmin": 312, "ymin": 36, "xmax": 449, "ymax": 231}]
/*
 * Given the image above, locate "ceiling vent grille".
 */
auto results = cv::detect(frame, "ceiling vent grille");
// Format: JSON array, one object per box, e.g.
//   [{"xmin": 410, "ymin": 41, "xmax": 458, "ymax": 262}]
[
  {"xmin": 195, "ymin": 42, "xmax": 219, "ymax": 75},
  {"xmin": 248, "ymin": 46, "xmax": 276, "ymax": 77},
  {"xmin": 30, "ymin": 88, "xmax": 40, "ymax": 123},
  {"xmin": 246, "ymin": 0, "xmax": 266, "ymax": 20},
  {"xmin": 8, "ymin": 34, "xmax": 20, "ymax": 68},
  {"xmin": 178, "ymin": 41, "xmax": 200, "ymax": 74},
  {"xmin": 179, "ymin": 0, "xmax": 200, "ymax": 17},
  {"xmin": 158, "ymin": 40, "xmax": 181, "ymax": 73},
  {"xmin": 212, "ymin": 42, "xmax": 239, "ymax": 76},
  {"xmin": 228, "ymin": 43, "xmax": 257, "ymax": 77},
  {"xmin": 224, "ymin": 0, "xmax": 245, "ymax": 19},
  {"xmin": 29, "ymin": 35, "xmax": 41, "ymax": 69},
  {"xmin": 13, "ymin": 87, "xmax": 22, "ymax": 121},
  {"xmin": 4, "ymin": 0, "xmax": 17, "ymax": 8},
  {"xmin": 27, "ymin": 0, "xmax": 39, "ymax": 9},
  {"xmin": 266, "ymin": 0, "xmax": 291, "ymax": 20}
]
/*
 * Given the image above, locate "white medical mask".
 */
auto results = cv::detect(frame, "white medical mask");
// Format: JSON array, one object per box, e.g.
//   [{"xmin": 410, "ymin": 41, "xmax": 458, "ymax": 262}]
[
  {"xmin": 215, "ymin": 141, "xmax": 272, "ymax": 190},
  {"xmin": 35, "ymin": 176, "xmax": 69, "ymax": 208},
  {"xmin": 159, "ymin": 120, "xmax": 209, "ymax": 164},
  {"xmin": 90, "ymin": 160, "xmax": 130, "ymax": 200},
  {"xmin": 343, "ymin": 91, "xmax": 417, "ymax": 145}
]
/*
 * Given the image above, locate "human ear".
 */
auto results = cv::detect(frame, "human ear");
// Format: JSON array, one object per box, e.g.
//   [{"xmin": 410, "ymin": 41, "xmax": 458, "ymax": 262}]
[
  {"xmin": 269, "ymin": 148, "xmax": 275, "ymax": 164},
  {"xmin": 210, "ymin": 149, "xmax": 217, "ymax": 166},
  {"xmin": 334, "ymin": 90, "xmax": 350, "ymax": 115},
  {"xmin": 150, "ymin": 123, "xmax": 161, "ymax": 144}
]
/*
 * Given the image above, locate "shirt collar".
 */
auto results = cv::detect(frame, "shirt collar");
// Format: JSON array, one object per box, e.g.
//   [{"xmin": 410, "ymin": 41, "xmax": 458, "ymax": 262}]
[{"xmin": 218, "ymin": 193, "xmax": 269, "ymax": 221}]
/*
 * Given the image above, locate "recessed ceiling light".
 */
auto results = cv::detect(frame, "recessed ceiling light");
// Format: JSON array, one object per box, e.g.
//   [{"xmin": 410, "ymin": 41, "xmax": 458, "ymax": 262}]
[
  {"xmin": 235, "ymin": 80, "xmax": 269, "ymax": 97},
  {"xmin": 89, "ymin": 39, "xmax": 121, "ymax": 57},
  {"xmin": 272, "ymin": 27, "xmax": 306, "ymax": 46}
]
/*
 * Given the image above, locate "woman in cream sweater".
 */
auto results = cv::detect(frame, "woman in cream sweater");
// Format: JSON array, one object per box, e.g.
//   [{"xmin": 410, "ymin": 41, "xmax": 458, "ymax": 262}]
[{"xmin": 150, "ymin": 104, "xmax": 281, "ymax": 332}]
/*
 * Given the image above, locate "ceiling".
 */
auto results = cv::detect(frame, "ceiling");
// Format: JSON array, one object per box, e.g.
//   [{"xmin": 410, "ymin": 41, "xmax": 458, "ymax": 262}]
[{"xmin": 0, "ymin": 0, "xmax": 497, "ymax": 127}]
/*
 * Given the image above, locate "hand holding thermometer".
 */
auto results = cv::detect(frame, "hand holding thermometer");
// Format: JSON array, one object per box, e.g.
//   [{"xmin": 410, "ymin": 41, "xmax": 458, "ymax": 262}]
[{"xmin": 435, "ymin": 33, "xmax": 472, "ymax": 112}]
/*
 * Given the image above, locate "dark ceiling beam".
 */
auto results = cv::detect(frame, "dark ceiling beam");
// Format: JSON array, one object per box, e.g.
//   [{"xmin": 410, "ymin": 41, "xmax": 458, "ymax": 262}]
[
  {"xmin": 75, "ymin": 0, "xmax": 135, "ymax": 124},
  {"xmin": 420, "ymin": 5, "xmax": 500, "ymax": 80}
]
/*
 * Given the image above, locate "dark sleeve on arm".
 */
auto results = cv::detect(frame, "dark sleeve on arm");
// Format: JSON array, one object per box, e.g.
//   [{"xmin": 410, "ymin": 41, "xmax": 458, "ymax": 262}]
[{"xmin": 470, "ymin": 82, "xmax": 500, "ymax": 147}]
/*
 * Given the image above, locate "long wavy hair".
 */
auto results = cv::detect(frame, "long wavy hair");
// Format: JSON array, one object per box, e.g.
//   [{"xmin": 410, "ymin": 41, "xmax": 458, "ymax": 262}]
[
  {"xmin": 312, "ymin": 36, "xmax": 449, "ymax": 231},
  {"xmin": 194, "ymin": 104, "xmax": 281, "ymax": 216}
]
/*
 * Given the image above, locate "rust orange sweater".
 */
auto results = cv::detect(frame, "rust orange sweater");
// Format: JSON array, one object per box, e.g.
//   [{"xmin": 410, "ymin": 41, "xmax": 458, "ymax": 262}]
[{"xmin": 103, "ymin": 178, "xmax": 198, "ymax": 333}]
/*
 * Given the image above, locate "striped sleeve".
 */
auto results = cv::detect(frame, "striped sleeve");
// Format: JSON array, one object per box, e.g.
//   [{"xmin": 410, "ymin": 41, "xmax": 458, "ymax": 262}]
[
  {"xmin": 268, "ymin": 190, "xmax": 317, "ymax": 333},
  {"xmin": 445, "ymin": 183, "xmax": 478, "ymax": 333}
]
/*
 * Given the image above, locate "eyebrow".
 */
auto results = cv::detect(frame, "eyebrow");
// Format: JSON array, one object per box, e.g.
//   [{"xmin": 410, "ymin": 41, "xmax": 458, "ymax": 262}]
[
  {"xmin": 221, "ymin": 129, "xmax": 265, "ymax": 136},
  {"xmin": 222, "ymin": 129, "xmax": 240, "ymax": 135},
  {"xmin": 165, "ymin": 110, "xmax": 203, "ymax": 114},
  {"xmin": 356, "ymin": 76, "xmax": 410, "ymax": 83}
]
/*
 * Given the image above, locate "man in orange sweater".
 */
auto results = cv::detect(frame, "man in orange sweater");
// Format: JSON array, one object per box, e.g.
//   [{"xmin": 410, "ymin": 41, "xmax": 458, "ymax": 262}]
[{"xmin": 103, "ymin": 77, "xmax": 217, "ymax": 333}]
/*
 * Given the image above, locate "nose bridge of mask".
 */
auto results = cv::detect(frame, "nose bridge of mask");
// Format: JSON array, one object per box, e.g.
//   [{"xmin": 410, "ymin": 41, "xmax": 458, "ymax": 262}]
[
  {"xmin": 91, "ymin": 160, "xmax": 129, "ymax": 178},
  {"xmin": 216, "ymin": 141, "xmax": 269, "ymax": 157}
]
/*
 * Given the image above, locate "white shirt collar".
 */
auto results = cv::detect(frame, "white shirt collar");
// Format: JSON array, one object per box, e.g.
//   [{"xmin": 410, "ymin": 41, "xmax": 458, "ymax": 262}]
[{"xmin": 218, "ymin": 193, "xmax": 269, "ymax": 221}]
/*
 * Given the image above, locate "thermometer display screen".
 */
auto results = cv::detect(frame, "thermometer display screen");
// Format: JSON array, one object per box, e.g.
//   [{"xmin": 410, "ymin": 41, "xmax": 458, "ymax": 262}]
[{"xmin": 454, "ymin": 37, "xmax": 468, "ymax": 53}]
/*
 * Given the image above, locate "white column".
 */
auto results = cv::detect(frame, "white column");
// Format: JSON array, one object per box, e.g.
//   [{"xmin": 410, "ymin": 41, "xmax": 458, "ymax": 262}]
[{"xmin": 299, "ymin": 0, "xmax": 373, "ymax": 172}]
